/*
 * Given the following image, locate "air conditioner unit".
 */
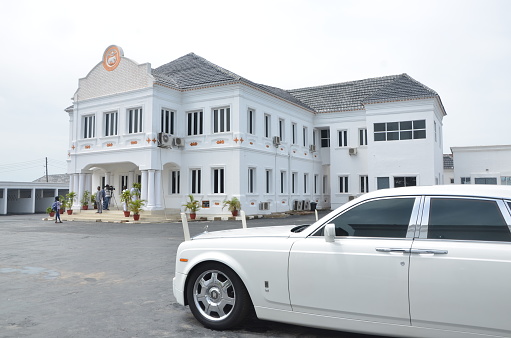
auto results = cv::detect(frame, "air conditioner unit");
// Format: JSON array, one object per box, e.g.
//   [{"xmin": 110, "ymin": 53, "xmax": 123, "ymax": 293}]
[
  {"xmin": 303, "ymin": 200, "xmax": 311, "ymax": 210},
  {"xmin": 348, "ymin": 147, "xmax": 358, "ymax": 155},
  {"xmin": 309, "ymin": 144, "xmax": 316, "ymax": 152},
  {"xmin": 259, "ymin": 202, "xmax": 270, "ymax": 210},
  {"xmin": 173, "ymin": 137, "xmax": 184, "ymax": 147},
  {"xmin": 273, "ymin": 136, "xmax": 281, "ymax": 146},
  {"xmin": 157, "ymin": 133, "xmax": 172, "ymax": 148}
]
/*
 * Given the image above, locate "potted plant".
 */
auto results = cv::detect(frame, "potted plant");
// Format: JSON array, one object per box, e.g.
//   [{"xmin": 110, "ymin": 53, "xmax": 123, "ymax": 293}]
[
  {"xmin": 46, "ymin": 206, "xmax": 55, "ymax": 218},
  {"xmin": 65, "ymin": 192, "xmax": 76, "ymax": 215},
  {"xmin": 59, "ymin": 195, "xmax": 66, "ymax": 214},
  {"xmin": 128, "ymin": 198, "xmax": 146, "ymax": 221},
  {"xmin": 120, "ymin": 189, "xmax": 132, "ymax": 217},
  {"xmin": 183, "ymin": 194, "xmax": 201, "ymax": 219},
  {"xmin": 81, "ymin": 190, "xmax": 90, "ymax": 210},
  {"xmin": 223, "ymin": 196, "xmax": 241, "ymax": 217}
]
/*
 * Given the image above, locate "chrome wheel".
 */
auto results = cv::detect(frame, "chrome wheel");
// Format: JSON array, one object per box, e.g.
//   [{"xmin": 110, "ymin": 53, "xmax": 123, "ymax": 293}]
[{"xmin": 192, "ymin": 269, "xmax": 236, "ymax": 321}]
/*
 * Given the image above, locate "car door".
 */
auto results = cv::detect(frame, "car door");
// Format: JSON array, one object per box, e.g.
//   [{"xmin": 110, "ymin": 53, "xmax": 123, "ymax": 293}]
[
  {"xmin": 288, "ymin": 196, "xmax": 421, "ymax": 326},
  {"xmin": 409, "ymin": 197, "xmax": 511, "ymax": 337}
]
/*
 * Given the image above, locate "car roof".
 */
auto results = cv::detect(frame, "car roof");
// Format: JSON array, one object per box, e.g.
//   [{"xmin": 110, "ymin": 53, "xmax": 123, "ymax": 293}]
[{"xmin": 360, "ymin": 185, "xmax": 511, "ymax": 201}]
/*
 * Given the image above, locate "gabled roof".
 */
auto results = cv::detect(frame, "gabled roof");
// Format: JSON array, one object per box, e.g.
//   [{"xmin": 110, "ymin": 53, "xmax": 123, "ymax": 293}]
[
  {"xmin": 68, "ymin": 53, "xmax": 446, "ymax": 115},
  {"xmin": 288, "ymin": 74, "xmax": 444, "ymax": 114},
  {"xmin": 152, "ymin": 53, "xmax": 311, "ymax": 110}
]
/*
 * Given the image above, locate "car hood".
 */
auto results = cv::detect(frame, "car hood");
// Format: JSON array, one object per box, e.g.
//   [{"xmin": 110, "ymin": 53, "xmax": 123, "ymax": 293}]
[{"xmin": 192, "ymin": 225, "xmax": 298, "ymax": 240}]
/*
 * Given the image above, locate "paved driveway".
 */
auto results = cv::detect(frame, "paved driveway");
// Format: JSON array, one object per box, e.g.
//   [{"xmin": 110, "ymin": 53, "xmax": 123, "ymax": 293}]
[{"xmin": 0, "ymin": 213, "xmax": 381, "ymax": 338}]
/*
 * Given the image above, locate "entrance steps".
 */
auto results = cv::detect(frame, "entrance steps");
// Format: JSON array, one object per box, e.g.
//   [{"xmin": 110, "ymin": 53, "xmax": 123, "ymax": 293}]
[{"xmin": 55, "ymin": 209, "xmax": 182, "ymax": 223}]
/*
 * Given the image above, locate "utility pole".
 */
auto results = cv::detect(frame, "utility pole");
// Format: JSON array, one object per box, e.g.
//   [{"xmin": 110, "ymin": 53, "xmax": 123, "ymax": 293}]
[{"xmin": 45, "ymin": 157, "xmax": 48, "ymax": 182}]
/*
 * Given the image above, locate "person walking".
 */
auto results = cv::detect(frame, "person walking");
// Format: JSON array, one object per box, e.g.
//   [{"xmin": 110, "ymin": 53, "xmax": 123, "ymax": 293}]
[
  {"xmin": 95, "ymin": 186, "xmax": 105, "ymax": 213},
  {"xmin": 52, "ymin": 196, "xmax": 62, "ymax": 223}
]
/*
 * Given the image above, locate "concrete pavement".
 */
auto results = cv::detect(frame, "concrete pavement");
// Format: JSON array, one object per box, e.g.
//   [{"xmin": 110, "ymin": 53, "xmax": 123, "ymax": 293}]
[{"xmin": 0, "ymin": 213, "xmax": 377, "ymax": 338}]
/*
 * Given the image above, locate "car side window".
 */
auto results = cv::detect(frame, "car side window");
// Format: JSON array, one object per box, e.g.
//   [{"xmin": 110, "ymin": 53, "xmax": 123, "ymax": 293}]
[
  {"xmin": 428, "ymin": 198, "xmax": 511, "ymax": 242},
  {"xmin": 319, "ymin": 198, "xmax": 416, "ymax": 238}
]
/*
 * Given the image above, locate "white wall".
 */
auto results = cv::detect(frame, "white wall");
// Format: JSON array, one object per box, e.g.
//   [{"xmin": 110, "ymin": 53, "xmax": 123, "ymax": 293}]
[{"xmin": 452, "ymin": 145, "xmax": 511, "ymax": 185}]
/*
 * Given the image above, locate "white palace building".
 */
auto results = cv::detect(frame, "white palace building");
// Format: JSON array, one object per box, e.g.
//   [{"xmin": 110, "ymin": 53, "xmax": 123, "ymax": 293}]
[{"xmin": 65, "ymin": 45, "xmax": 446, "ymax": 216}]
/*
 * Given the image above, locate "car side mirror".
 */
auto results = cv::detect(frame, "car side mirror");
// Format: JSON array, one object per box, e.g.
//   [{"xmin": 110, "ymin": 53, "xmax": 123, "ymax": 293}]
[{"xmin": 324, "ymin": 223, "xmax": 336, "ymax": 242}]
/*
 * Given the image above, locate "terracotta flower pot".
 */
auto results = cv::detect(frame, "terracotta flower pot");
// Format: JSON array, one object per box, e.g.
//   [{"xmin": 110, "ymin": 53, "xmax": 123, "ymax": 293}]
[
  {"xmin": 124, "ymin": 211, "xmax": 131, "ymax": 217},
  {"xmin": 231, "ymin": 210, "xmax": 238, "ymax": 217},
  {"xmin": 82, "ymin": 205, "xmax": 88, "ymax": 210},
  {"xmin": 60, "ymin": 209, "xmax": 64, "ymax": 214},
  {"xmin": 190, "ymin": 213, "xmax": 196, "ymax": 220},
  {"xmin": 67, "ymin": 210, "xmax": 73, "ymax": 215},
  {"xmin": 49, "ymin": 212, "xmax": 55, "ymax": 217},
  {"xmin": 133, "ymin": 214, "xmax": 140, "ymax": 221}
]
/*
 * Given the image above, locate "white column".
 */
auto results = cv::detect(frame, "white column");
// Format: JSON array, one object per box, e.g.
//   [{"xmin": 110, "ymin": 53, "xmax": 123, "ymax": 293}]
[
  {"xmin": 128, "ymin": 171, "xmax": 134, "ymax": 188},
  {"xmin": 105, "ymin": 172, "xmax": 111, "ymax": 186},
  {"xmin": 77, "ymin": 173, "xmax": 86, "ymax": 209},
  {"xmin": 30, "ymin": 188, "xmax": 36, "ymax": 213},
  {"xmin": 1, "ymin": 188, "xmax": 7, "ymax": 215},
  {"xmin": 147, "ymin": 169, "xmax": 155, "ymax": 209},
  {"xmin": 155, "ymin": 170, "xmax": 162, "ymax": 208},
  {"xmin": 141, "ymin": 170, "xmax": 148, "ymax": 202}
]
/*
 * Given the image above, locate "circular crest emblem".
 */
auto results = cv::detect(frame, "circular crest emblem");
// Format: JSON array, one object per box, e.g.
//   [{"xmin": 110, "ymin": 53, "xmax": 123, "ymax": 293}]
[{"xmin": 102, "ymin": 45, "xmax": 123, "ymax": 71}]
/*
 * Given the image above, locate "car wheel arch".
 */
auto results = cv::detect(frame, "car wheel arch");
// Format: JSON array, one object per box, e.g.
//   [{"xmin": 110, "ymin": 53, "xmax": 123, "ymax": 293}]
[{"xmin": 183, "ymin": 260, "xmax": 252, "ymax": 307}]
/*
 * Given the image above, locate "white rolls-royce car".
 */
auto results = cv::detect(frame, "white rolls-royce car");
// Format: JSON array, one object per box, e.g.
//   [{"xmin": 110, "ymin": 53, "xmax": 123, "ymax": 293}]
[{"xmin": 173, "ymin": 185, "xmax": 511, "ymax": 338}]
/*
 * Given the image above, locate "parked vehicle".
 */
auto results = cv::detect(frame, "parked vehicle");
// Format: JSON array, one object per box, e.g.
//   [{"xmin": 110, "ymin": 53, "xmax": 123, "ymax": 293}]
[{"xmin": 173, "ymin": 185, "xmax": 511, "ymax": 338}]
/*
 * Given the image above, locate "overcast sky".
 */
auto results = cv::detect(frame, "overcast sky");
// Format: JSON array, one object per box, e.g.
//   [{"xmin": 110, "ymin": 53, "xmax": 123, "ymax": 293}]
[{"xmin": 1, "ymin": 0, "xmax": 510, "ymax": 182}]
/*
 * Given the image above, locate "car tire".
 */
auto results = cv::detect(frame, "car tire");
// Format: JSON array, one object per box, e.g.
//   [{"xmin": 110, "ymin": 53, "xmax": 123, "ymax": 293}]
[{"xmin": 186, "ymin": 262, "xmax": 252, "ymax": 330}]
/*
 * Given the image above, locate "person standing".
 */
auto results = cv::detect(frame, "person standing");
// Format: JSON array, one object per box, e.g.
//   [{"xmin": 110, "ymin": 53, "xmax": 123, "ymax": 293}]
[
  {"xmin": 103, "ymin": 185, "xmax": 112, "ymax": 210},
  {"xmin": 52, "ymin": 196, "xmax": 62, "ymax": 223},
  {"xmin": 95, "ymin": 186, "xmax": 105, "ymax": 213}
]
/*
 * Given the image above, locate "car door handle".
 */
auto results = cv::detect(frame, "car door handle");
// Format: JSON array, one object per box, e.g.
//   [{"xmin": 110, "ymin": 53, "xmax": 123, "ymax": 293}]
[
  {"xmin": 410, "ymin": 249, "xmax": 448, "ymax": 255},
  {"xmin": 376, "ymin": 248, "xmax": 410, "ymax": 253}
]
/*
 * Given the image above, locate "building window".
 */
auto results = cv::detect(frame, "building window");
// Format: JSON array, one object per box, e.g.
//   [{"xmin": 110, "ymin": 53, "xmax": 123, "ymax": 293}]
[
  {"xmin": 120, "ymin": 175, "xmax": 128, "ymax": 190},
  {"xmin": 374, "ymin": 120, "xmax": 426, "ymax": 142},
  {"xmin": 394, "ymin": 176, "xmax": 417, "ymax": 188},
  {"xmin": 360, "ymin": 175, "xmax": 369, "ymax": 193},
  {"xmin": 292, "ymin": 123, "xmax": 297, "ymax": 144},
  {"xmin": 170, "ymin": 170, "xmax": 180, "ymax": 194},
  {"xmin": 212, "ymin": 168, "xmax": 225, "ymax": 193},
  {"xmin": 338, "ymin": 130, "xmax": 348, "ymax": 147},
  {"xmin": 377, "ymin": 177, "xmax": 390, "ymax": 190},
  {"xmin": 247, "ymin": 109, "xmax": 255, "ymax": 134},
  {"xmin": 248, "ymin": 168, "xmax": 255, "ymax": 193},
  {"xmin": 265, "ymin": 169, "xmax": 272, "ymax": 194},
  {"xmin": 313, "ymin": 129, "xmax": 317, "ymax": 146},
  {"xmin": 161, "ymin": 109, "xmax": 175, "ymax": 134},
  {"xmin": 339, "ymin": 176, "xmax": 349, "ymax": 193},
  {"xmin": 187, "ymin": 111, "xmax": 203, "ymax": 136},
  {"xmin": 213, "ymin": 107, "xmax": 230, "ymax": 133},
  {"xmin": 434, "ymin": 121, "xmax": 437, "ymax": 142},
  {"xmin": 83, "ymin": 115, "xmax": 95, "ymax": 139},
  {"xmin": 303, "ymin": 127, "xmax": 308, "ymax": 147},
  {"xmin": 304, "ymin": 174, "xmax": 309, "ymax": 194},
  {"xmin": 501, "ymin": 176, "xmax": 511, "ymax": 185},
  {"xmin": 264, "ymin": 114, "xmax": 271, "ymax": 138},
  {"xmin": 104, "ymin": 111, "xmax": 118, "ymax": 136},
  {"xmin": 359, "ymin": 128, "xmax": 368, "ymax": 146},
  {"xmin": 280, "ymin": 171, "xmax": 287, "ymax": 194},
  {"xmin": 128, "ymin": 108, "xmax": 143, "ymax": 134},
  {"xmin": 291, "ymin": 172, "xmax": 297, "ymax": 194},
  {"xmin": 314, "ymin": 174, "xmax": 319, "ymax": 194},
  {"xmin": 461, "ymin": 177, "xmax": 471, "ymax": 184},
  {"xmin": 320, "ymin": 129, "xmax": 330, "ymax": 148},
  {"xmin": 474, "ymin": 177, "xmax": 497, "ymax": 185},
  {"xmin": 191, "ymin": 169, "xmax": 201, "ymax": 194},
  {"xmin": 279, "ymin": 119, "xmax": 285, "ymax": 140}
]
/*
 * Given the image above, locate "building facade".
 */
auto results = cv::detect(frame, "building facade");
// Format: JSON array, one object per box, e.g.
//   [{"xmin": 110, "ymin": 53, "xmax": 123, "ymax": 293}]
[
  {"xmin": 66, "ymin": 46, "xmax": 446, "ymax": 216},
  {"xmin": 450, "ymin": 145, "xmax": 511, "ymax": 186}
]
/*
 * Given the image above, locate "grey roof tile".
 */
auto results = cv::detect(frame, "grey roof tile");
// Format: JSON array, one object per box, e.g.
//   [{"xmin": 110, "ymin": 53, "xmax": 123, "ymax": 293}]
[{"xmin": 68, "ymin": 53, "xmax": 445, "ymax": 115}]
